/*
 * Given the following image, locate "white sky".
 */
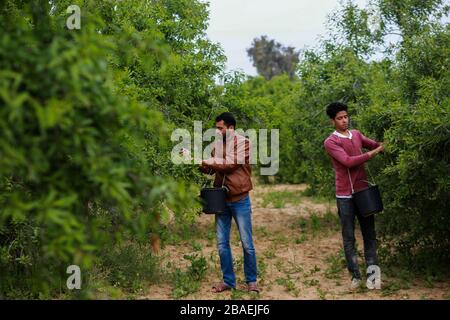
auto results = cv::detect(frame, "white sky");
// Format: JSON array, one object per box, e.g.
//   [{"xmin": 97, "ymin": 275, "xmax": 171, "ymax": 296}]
[{"xmin": 204, "ymin": 0, "xmax": 369, "ymax": 76}]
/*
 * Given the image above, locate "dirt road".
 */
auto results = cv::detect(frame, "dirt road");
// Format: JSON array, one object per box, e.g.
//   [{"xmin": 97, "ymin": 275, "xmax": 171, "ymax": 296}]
[{"xmin": 142, "ymin": 184, "xmax": 449, "ymax": 300}]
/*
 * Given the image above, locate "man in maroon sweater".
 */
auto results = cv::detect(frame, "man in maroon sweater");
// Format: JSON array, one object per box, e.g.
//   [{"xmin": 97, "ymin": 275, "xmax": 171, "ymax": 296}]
[{"xmin": 324, "ymin": 102, "xmax": 384, "ymax": 291}]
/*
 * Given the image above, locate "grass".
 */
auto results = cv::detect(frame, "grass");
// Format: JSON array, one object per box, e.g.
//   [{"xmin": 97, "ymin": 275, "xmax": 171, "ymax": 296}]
[
  {"xmin": 425, "ymin": 274, "xmax": 442, "ymax": 288},
  {"xmin": 170, "ymin": 268, "xmax": 201, "ymax": 299},
  {"xmin": 261, "ymin": 190, "xmax": 303, "ymax": 208},
  {"xmin": 208, "ymin": 251, "xmax": 221, "ymax": 275},
  {"xmin": 63, "ymin": 240, "xmax": 162, "ymax": 299},
  {"xmin": 381, "ymin": 280, "xmax": 403, "ymax": 297},
  {"xmin": 261, "ymin": 187, "xmax": 335, "ymax": 209},
  {"xmin": 67, "ymin": 265, "xmax": 129, "ymax": 300},
  {"xmin": 257, "ymin": 258, "xmax": 268, "ymax": 279},
  {"xmin": 275, "ymin": 276, "xmax": 299, "ymax": 297},
  {"xmin": 309, "ymin": 265, "xmax": 321, "ymax": 275},
  {"xmin": 314, "ymin": 210, "xmax": 341, "ymax": 234},
  {"xmin": 295, "ymin": 234, "xmax": 307, "ymax": 244},
  {"xmin": 302, "ymin": 265, "xmax": 321, "ymax": 288},
  {"xmin": 300, "ymin": 188, "xmax": 334, "ymax": 205},
  {"xmin": 303, "ymin": 278, "xmax": 320, "ymax": 287},
  {"xmin": 274, "ymin": 260, "xmax": 284, "ymax": 272},
  {"xmin": 99, "ymin": 242, "xmax": 161, "ymax": 293},
  {"xmin": 191, "ymin": 241, "xmax": 203, "ymax": 252},
  {"xmin": 324, "ymin": 250, "xmax": 346, "ymax": 279},
  {"xmin": 316, "ymin": 287, "xmax": 328, "ymax": 300},
  {"xmin": 234, "ymin": 256, "xmax": 244, "ymax": 273},
  {"xmin": 206, "ymin": 230, "xmax": 215, "ymax": 246},
  {"xmin": 170, "ymin": 253, "xmax": 208, "ymax": 299},
  {"xmin": 292, "ymin": 217, "xmax": 308, "ymax": 230},
  {"xmin": 263, "ymin": 248, "xmax": 276, "ymax": 259},
  {"xmin": 310, "ymin": 213, "xmax": 322, "ymax": 233},
  {"xmin": 291, "ymin": 210, "xmax": 340, "ymax": 237},
  {"xmin": 255, "ymin": 226, "xmax": 272, "ymax": 238},
  {"xmin": 230, "ymin": 289, "xmax": 246, "ymax": 300},
  {"xmin": 160, "ymin": 223, "xmax": 204, "ymax": 246},
  {"xmin": 273, "ymin": 233, "xmax": 289, "ymax": 245},
  {"xmin": 284, "ymin": 260, "xmax": 304, "ymax": 275},
  {"xmin": 126, "ymin": 186, "xmax": 450, "ymax": 300}
]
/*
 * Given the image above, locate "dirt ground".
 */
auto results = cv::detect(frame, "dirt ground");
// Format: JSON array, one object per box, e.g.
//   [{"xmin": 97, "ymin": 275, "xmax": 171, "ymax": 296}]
[{"xmin": 141, "ymin": 184, "xmax": 450, "ymax": 300}]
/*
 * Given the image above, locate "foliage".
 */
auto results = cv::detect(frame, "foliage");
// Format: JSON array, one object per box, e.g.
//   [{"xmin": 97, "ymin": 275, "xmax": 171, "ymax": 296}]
[
  {"xmin": 0, "ymin": 0, "xmax": 222, "ymax": 298},
  {"xmin": 0, "ymin": 0, "xmax": 448, "ymax": 299},
  {"xmin": 247, "ymin": 35, "xmax": 300, "ymax": 80},
  {"xmin": 233, "ymin": 0, "xmax": 450, "ymax": 270}
]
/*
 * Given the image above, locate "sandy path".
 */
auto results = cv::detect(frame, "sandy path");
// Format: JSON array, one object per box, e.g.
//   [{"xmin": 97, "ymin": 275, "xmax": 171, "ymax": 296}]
[{"xmin": 141, "ymin": 184, "xmax": 450, "ymax": 300}]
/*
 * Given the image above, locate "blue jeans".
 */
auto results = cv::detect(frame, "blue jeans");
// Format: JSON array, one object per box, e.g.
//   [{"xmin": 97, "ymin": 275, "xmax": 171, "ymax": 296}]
[{"xmin": 215, "ymin": 195, "xmax": 257, "ymax": 288}]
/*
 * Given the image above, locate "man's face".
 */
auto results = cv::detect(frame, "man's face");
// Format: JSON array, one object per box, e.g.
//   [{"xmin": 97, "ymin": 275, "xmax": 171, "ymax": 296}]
[
  {"xmin": 332, "ymin": 111, "xmax": 349, "ymax": 131},
  {"xmin": 215, "ymin": 120, "xmax": 233, "ymax": 137}
]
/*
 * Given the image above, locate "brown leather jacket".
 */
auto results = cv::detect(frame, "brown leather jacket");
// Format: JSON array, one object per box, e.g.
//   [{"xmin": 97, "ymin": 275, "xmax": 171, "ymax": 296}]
[{"xmin": 200, "ymin": 132, "xmax": 253, "ymax": 202}]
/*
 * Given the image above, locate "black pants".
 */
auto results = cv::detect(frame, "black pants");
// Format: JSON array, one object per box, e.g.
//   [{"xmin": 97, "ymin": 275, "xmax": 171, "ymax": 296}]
[{"xmin": 336, "ymin": 198, "xmax": 378, "ymax": 279}]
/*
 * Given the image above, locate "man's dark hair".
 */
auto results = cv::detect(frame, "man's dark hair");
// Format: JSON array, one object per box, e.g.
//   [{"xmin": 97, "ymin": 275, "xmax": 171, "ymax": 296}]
[
  {"xmin": 326, "ymin": 102, "xmax": 348, "ymax": 119},
  {"xmin": 215, "ymin": 112, "xmax": 236, "ymax": 128}
]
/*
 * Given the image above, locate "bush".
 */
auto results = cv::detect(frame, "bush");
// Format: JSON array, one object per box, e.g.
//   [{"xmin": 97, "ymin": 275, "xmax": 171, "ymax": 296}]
[
  {"xmin": 99, "ymin": 242, "xmax": 161, "ymax": 292},
  {"xmin": 225, "ymin": 1, "xmax": 450, "ymax": 270},
  {"xmin": 0, "ymin": 0, "xmax": 216, "ymax": 298},
  {"xmin": 170, "ymin": 253, "xmax": 208, "ymax": 298}
]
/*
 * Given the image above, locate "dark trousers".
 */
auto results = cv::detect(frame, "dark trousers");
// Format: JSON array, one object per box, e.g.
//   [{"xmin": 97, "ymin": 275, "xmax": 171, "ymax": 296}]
[{"xmin": 336, "ymin": 197, "xmax": 378, "ymax": 279}]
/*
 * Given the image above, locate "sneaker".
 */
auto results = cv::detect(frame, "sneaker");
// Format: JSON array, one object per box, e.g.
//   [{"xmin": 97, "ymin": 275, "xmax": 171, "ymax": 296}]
[
  {"xmin": 350, "ymin": 277, "xmax": 362, "ymax": 291},
  {"xmin": 366, "ymin": 265, "xmax": 381, "ymax": 290}
]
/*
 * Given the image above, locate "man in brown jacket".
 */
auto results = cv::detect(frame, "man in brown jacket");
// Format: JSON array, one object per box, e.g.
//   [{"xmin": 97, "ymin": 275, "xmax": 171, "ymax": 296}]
[{"xmin": 200, "ymin": 112, "xmax": 259, "ymax": 293}]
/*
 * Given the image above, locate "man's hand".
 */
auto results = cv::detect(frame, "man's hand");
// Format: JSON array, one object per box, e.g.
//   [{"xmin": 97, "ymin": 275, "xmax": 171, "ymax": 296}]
[
  {"xmin": 368, "ymin": 144, "xmax": 384, "ymax": 159},
  {"xmin": 202, "ymin": 158, "xmax": 215, "ymax": 166},
  {"xmin": 200, "ymin": 159, "xmax": 214, "ymax": 174}
]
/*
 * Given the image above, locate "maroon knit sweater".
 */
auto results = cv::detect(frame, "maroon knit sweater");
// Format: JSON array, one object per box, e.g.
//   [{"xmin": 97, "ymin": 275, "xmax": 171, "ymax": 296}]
[{"xmin": 324, "ymin": 129, "xmax": 380, "ymax": 197}]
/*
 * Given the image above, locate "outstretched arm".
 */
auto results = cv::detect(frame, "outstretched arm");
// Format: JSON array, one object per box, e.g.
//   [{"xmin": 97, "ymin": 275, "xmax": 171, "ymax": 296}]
[
  {"xmin": 324, "ymin": 139, "xmax": 371, "ymax": 168},
  {"xmin": 358, "ymin": 131, "xmax": 381, "ymax": 151},
  {"xmin": 324, "ymin": 138, "xmax": 384, "ymax": 168},
  {"xmin": 202, "ymin": 139, "xmax": 251, "ymax": 174}
]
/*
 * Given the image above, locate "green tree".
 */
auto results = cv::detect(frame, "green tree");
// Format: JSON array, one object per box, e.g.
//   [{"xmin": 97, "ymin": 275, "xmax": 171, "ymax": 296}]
[
  {"xmin": 238, "ymin": 0, "xmax": 450, "ymax": 270},
  {"xmin": 247, "ymin": 35, "xmax": 300, "ymax": 80},
  {"xmin": 0, "ymin": 0, "xmax": 222, "ymax": 298}
]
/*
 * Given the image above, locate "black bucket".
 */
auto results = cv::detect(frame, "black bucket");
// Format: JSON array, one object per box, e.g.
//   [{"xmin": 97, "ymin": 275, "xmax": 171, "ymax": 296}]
[
  {"xmin": 352, "ymin": 185, "xmax": 383, "ymax": 217},
  {"xmin": 200, "ymin": 187, "xmax": 228, "ymax": 214}
]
